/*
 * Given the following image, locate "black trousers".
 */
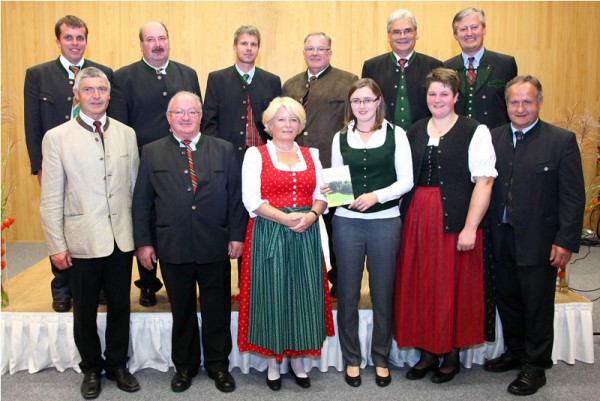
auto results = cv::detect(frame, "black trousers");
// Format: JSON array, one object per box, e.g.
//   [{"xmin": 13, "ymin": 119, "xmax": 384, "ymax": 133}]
[
  {"xmin": 161, "ymin": 259, "xmax": 232, "ymax": 373},
  {"xmin": 67, "ymin": 245, "xmax": 133, "ymax": 374},
  {"xmin": 134, "ymin": 258, "xmax": 163, "ymax": 292},
  {"xmin": 323, "ymin": 208, "xmax": 338, "ymax": 286},
  {"xmin": 50, "ymin": 258, "xmax": 71, "ymax": 299},
  {"xmin": 494, "ymin": 224, "xmax": 557, "ymax": 374}
]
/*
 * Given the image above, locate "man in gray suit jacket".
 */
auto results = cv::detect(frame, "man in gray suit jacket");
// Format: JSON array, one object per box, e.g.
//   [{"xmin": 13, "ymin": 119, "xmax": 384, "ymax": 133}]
[
  {"xmin": 444, "ymin": 7, "xmax": 518, "ymax": 129},
  {"xmin": 282, "ymin": 32, "xmax": 358, "ymax": 298},
  {"xmin": 109, "ymin": 21, "xmax": 202, "ymax": 307},
  {"xmin": 24, "ymin": 15, "xmax": 113, "ymax": 313},
  {"xmin": 362, "ymin": 9, "xmax": 442, "ymax": 130},
  {"xmin": 486, "ymin": 76, "xmax": 585, "ymax": 396},
  {"xmin": 133, "ymin": 91, "xmax": 247, "ymax": 394},
  {"xmin": 40, "ymin": 67, "xmax": 140, "ymax": 399},
  {"xmin": 202, "ymin": 25, "xmax": 281, "ymax": 167}
]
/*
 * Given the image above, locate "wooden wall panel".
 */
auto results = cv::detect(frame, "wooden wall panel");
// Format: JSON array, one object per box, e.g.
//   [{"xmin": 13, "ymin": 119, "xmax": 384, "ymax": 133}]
[{"xmin": 2, "ymin": 1, "xmax": 599, "ymax": 241}]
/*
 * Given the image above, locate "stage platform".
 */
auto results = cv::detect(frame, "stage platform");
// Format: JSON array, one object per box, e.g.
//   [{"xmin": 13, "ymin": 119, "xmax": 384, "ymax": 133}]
[{"xmin": 1, "ymin": 257, "xmax": 594, "ymax": 375}]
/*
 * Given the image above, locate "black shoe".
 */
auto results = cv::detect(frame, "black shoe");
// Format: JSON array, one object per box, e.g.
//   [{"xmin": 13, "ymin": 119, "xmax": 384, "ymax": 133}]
[
  {"xmin": 375, "ymin": 368, "xmax": 391, "ymax": 387},
  {"xmin": 81, "ymin": 372, "xmax": 101, "ymax": 399},
  {"xmin": 290, "ymin": 368, "xmax": 311, "ymax": 388},
  {"xmin": 406, "ymin": 362, "xmax": 438, "ymax": 380},
  {"xmin": 139, "ymin": 288, "xmax": 157, "ymax": 307},
  {"xmin": 52, "ymin": 298, "xmax": 72, "ymax": 313},
  {"xmin": 171, "ymin": 369, "xmax": 196, "ymax": 392},
  {"xmin": 266, "ymin": 377, "xmax": 282, "ymax": 391},
  {"xmin": 106, "ymin": 367, "xmax": 140, "ymax": 392},
  {"xmin": 508, "ymin": 371, "xmax": 546, "ymax": 396},
  {"xmin": 207, "ymin": 370, "xmax": 236, "ymax": 393},
  {"xmin": 431, "ymin": 364, "xmax": 460, "ymax": 384},
  {"xmin": 484, "ymin": 353, "xmax": 523, "ymax": 373},
  {"xmin": 344, "ymin": 372, "xmax": 361, "ymax": 387}
]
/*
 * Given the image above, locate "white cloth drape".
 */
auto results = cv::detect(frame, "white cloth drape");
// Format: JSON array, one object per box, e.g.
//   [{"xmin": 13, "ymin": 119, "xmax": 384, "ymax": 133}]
[{"xmin": 1, "ymin": 304, "xmax": 593, "ymax": 375}]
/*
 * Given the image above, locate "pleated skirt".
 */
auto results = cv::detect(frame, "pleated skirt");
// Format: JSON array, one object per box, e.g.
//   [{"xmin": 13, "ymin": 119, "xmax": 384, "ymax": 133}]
[{"xmin": 393, "ymin": 186, "xmax": 484, "ymax": 354}]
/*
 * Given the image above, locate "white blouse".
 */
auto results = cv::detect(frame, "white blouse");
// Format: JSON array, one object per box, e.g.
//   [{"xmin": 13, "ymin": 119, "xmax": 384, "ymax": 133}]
[
  {"xmin": 241, "ymin": 141, "xmax": 326, "ymax": 218},
  {"xmin": 331, "ymin": 120, "xmax": 414, "ymax": 219},
  {"xmin": 427, "ymin": 124, "xmax": 498, "ymax": 181}
]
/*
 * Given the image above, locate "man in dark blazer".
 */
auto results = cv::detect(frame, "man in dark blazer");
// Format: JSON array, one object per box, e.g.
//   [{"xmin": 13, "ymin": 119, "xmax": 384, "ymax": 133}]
[
  {"xmin": 201, "ymin": 25, "xmax": 281, "ymax": 167},
  {"xmin": 282, "ymin": 32, "xmax": 358, "ymax": 298},
  {"xmin": 361, "ymin": 9, "xmax": 442, "ymax": 131},
  {"xmin": 24, "ymin": 15, "xmax": 113, "ymax": 313},
  {"xmin": 133, "ymin": 91, "xmax": 247, "ymax": 394},
  {"xmin": 486, "ymin": 76, "xmax": 585, "ymax": 396},
  {"xmin": 444, "ymin": 7, "xmax": 518, "ymax": 129},
  {"xmin": 109, "ymin": 21, "xmax": 202, "ymax": 307}
]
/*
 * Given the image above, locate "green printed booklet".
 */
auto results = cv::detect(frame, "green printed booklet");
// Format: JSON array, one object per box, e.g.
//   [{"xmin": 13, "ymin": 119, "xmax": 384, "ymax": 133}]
[{"xmin": 323, "ymin": 165, "xmax": 354, "ymax": 207}]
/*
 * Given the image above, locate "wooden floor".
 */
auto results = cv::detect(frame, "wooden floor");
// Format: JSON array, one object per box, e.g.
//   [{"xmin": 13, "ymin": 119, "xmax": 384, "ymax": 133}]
[{"xmin": 1, "ymin": 258, "xmax": 587, "ymax": 313}]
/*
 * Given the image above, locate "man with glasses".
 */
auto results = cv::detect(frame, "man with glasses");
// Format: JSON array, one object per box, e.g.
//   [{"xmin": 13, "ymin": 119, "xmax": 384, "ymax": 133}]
[
  {"xmin": 282, "ymin": 32, "xmax": 358, "ymax": 298},
  {"xmin": 202, "ymin": 25, "xmax": 281, "ymax": 166},
  {"xmin": 24, "ymin": 15, "xmax": 113, "ymax": 313},
  {"xmin": 109, "ymin": 21, "xmax": 202, "ymax": 307},
  {"xmin": 133, "ymin": 91, "xmax": 246, "ymax": 393},
  {"xmin": 362, "ymin": 9, "xmax": 442, "ymax": 131},
  {"xmin": 444, "ymin": 7, "xmax": 518, "ymax": 129}
]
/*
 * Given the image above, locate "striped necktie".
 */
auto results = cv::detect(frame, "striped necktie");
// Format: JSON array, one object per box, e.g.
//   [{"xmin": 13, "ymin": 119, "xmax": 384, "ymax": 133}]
[
  {"xmin": 181, "ymin": 139, "xmax": 198, "ymax": 193},
  {"xmin": 69, "ymin": 65, "xmax": 81, "ymax": 118},
  {"xmin": 467, "ymin": 57, "xmax": 477, "ymax": 86}
]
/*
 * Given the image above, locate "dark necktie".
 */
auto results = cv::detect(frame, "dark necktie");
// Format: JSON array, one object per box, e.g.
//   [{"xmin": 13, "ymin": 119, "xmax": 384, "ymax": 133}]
[
  {"xmin": 93, "ymin": 121, "xmax": 104, "ymax": 148},
  {"xmin": 467, "ymin": 57, "xmax": 477, "ymax": 86},
  {"xmin": 301, "ymin": 76, "xmax": 318, "ymax": 107},
  {"xmin": 399, "ymin": 58, "xmax": 407, "ymax": 72},
  {"xmin": 505, "ymin": 131, "xmax": 524, "ymax": 224},
  {"xmin": 181, "ymin": 139, "xmax": 198, "ymax": 193},
  {"xmin": 242, "ymin": 73, "xmax": 250, "ymax": 84},
  {"xmin": 70, "ymin": 65, "xmax": 81, "ymax": 118}
]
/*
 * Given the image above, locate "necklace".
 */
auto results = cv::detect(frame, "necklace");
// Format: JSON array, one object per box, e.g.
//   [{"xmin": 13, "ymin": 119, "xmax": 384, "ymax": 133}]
[
  {"xmin": 430, "ymin": 115, "xmax": 458, "ymax": 135},
  {"xmin": 354, "ymin": 126, "xmax": 374, "ymax": 134},
  {"xmin": 272, "ymin": 142, "xmax": 296, "ymax": 153}
]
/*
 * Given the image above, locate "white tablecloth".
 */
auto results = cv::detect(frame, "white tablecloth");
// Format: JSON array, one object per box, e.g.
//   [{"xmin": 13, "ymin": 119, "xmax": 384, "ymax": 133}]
[{"xmin": 1, "ymin": 303, "xmax": 593, "ymax": 375}]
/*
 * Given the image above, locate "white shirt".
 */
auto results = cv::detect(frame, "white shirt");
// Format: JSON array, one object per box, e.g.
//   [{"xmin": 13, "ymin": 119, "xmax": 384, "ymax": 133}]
[
  {"xmin": 426, "ymin": 124, "xmax": 498, "ymax": 181},
  {"xmin": 59, "ymin": 55, "xmax": 84, "ymax": 79},
  {"xmin": 173, "ymin": 132, "xmax": 201, "ymax": 151},
  {"xmin": 331, "ymin": 120, "xmax": 414, "ymax": 219},
  {"xmin": 242, "ymin": 141, "xmax": 326, "ymax": 218},
  {"xmin": 78, "ymin": 111, "xmax": 107, "ymax": 131},
  {"xmin": 461, "ymin": 47, "xmax": 485, "ymax": 69},
  {"xmin": 235, "ymin": 65, "xmax": 256, "ymax": 83}
]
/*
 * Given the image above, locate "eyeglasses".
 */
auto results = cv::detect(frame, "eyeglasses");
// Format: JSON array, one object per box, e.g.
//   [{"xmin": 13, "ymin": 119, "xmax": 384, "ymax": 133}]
[
  {"xmin": 169, "ymin": 109, "xmax": 201, "ymax": 118},
  {"xmin": 303, "ymin": 47, "xmax": 331, "ymax": 54},
  {"xmin": 390, "ymin": 28, "xmax": 415, "ymax": 37},
  {"xmin": 349, "ymin": 97, "xmax": 379, "ymax": 106}
]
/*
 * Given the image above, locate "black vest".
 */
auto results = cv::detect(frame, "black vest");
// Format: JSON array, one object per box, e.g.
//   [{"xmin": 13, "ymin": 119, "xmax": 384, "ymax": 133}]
[{"xmin": 403, "ymin": 116, "xmax": 479, "ymax": 232}]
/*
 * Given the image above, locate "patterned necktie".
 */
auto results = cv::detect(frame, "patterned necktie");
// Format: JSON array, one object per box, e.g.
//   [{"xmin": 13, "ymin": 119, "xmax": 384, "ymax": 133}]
[
  {"xmin": 399, "ymin": 58, "xmax": 407, "ymax": 72},
  {"xmin": 467, "ymin": 57, "xmax": 477, "ymax": 86},
  {"xmin": 93, "ymin": 121, "xmax": 104, "ymax": 148},
  {"xmin": 69, "ymin": 65, "xmax": 81, "ymax": 118},
  {"xmin": 301, "ymin": 76, "xmax": 318, "ymax": 107},
  {"xmin": 242, "ymin": 74, "xmax": 262, "ymax": 147},
  {"xmin": 181, "ymin": 139, "xmax": 198, "ymax": 193}
]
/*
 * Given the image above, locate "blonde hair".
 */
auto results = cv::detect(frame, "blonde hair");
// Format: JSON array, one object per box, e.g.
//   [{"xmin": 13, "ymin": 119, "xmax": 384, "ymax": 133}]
[{"xmin": 262, "ymin": 97, "xmax": 306, "ymax": 135}]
